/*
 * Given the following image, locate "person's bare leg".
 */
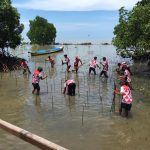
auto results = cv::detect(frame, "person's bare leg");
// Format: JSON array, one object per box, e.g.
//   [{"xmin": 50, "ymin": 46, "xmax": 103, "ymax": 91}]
[
  {"xmin": 32, "ymin": 89, "xmax": 35, "ymax": 94},
  {"xmin": 37, "ymin": 90, "xmax": 40, "ymax": 95},
  {"xmin": 125, "ymin": 110, "xmax": 128, "ymax": 117}
]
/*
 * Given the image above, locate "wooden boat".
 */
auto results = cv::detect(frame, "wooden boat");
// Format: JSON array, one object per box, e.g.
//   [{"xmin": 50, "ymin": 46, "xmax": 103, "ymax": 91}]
[{"xmin": 30, "ymin": 46, "xmax": 63, "ymax": 56}]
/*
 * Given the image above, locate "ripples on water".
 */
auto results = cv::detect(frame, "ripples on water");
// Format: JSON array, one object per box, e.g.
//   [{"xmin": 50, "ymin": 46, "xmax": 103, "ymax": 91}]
[{"xmin": 0, "ymin": 44, "xmax": 150, "ymax": 150}]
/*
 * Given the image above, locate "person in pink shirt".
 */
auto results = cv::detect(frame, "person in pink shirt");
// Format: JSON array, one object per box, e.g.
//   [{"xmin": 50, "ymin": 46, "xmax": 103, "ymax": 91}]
[
  {"xmin": 119, "ymin": 66, "xmax": 133, "ymax": 90},
  {"xmin": 63, "ymin": 79, "xmax": 76, "ymax": 96},
  {"xmin": 115, "ymin": 81, "xmax": 133, "ymax": 117},
  {"xmin": 62, "ymin": 54, "xmax": 71, "ymax": 72},
  {"xmin": 21, "ymin": 59, "xmax": 31, "ymax": 74},
  {"xmin": 32, "ymin": 67, "xmax": 47, "ymax": 95},
  {"xmin": 100, "ymin": 57, "xmax": 108, "ymax": 78},
  {"xmin": 116, "ymin": 62, "xmax": 132, "ymax": 75},
  {"xmin": 89, "ymin": 56, "xmax": 100, "ymax": 75},
  {"xmin": 48, "ymin": 55, "xmax": 55, "ymax": 68},
  {"xmin": 74, "ymin": 56, "xmax": 83, "ymax": 73}
]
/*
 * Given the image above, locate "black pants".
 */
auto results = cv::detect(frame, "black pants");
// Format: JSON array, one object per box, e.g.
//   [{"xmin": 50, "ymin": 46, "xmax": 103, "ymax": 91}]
[
  {"xmin": 121, "ymin": 102, "xmax": 132, "ymax": 111},
  {"xmin": 120, "ymin": 102, "xmax": 132, "ymax": 117},
  {"xmin": 68, "ymin": 83, "xmax": 76, "ymax": 96},
  {"xmin": 89, "ymin": 67, "xmax": 96, "ymax": 75},
  {"xmin": 100, "ymin": 70, "xmax": 108, "ymax": 78},
  {"xmin": 32, "ymin": 83, "xmax": 40, "ymax": 91}
]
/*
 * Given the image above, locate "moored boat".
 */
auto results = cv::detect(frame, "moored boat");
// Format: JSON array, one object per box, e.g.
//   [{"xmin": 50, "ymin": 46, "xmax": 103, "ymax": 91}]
[{"xmin": 30, "ymin": 46, "xmax": 64, "ymax": 56}]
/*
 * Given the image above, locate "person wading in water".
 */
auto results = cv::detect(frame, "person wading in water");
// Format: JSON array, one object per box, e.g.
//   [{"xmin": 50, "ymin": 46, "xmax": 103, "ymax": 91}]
[
  {"xmin": 62, "ymin": 54, "xmax": 71, "ymax": 72},
  {"xmin": 21, "ymin": 59, "xmax": 31, "ymax": 74},
  {"xmin": 32, "ymin": 67, "xmax": 47, "ymax": 95},
  {"xmin": 63, "ymin": 79, "xmax": 76, "ymax": 96},
  {"xmin": 89, "ymin": 56, "xmax": 100, "ymax": 75},
  {"xmin": 114, "ymin": 80, "xmax": 133, "ymax": 117},
  {"xmin": 74, "ymin": 56, "xmax": 83, "ymax": 73},
  {"xmin": 100, "ymin": 57, "xmax": 109, "ymax": 78},
  {"xmin": 47, "ymin": 55, "xmax": 55, "ymax": 68}
]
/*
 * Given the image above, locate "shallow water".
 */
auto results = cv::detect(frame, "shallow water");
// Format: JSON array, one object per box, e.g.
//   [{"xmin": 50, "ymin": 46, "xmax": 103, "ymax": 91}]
[{"xmin": 0, "ymin": 44, "xmax": 150, "ymax": 150}]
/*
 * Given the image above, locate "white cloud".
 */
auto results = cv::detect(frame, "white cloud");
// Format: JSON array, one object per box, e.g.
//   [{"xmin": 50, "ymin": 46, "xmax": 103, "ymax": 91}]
[{"xmin": 13, "ymin": 0, "xmax": 141, "ymax": 11}]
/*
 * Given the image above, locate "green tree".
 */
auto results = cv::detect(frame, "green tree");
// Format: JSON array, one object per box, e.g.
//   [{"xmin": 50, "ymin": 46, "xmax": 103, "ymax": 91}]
[
  {"xmin": 112, "ymin": 0, "xmax": 150, "ymax": 58},
  {"xmin": 27, "ymin": 16, "xmax": 56, "ymax": 45},
  {"xmin": 112, "ymin": 7, "xmax": 130, "ymax": 50},
  {"xmin": 0, "ymin": 0, "xmax": 24, "ymax": 53}
]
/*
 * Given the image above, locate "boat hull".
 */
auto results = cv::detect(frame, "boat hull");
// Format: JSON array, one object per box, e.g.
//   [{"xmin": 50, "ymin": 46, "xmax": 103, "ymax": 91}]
[{"xmin": 30, "ymin": 47, "xmax": 63, "ymax": 56}]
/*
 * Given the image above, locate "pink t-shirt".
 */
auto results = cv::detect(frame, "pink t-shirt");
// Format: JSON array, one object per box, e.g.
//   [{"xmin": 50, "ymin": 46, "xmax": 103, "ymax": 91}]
[
  {"xmin": 64, "ymin": 79, "xmax": 75, "ymax": 87},
  {"xmin": 120, "ymin": 85, "xmax": 132, "ymax": 104},
  {"xmin": 32, "ymin": 70, "xmax": 42, "ymax": 84},
  {"xmin": 101, "ymin": 60, "xmax": 108, "ymax": 71},
  {"xmin": 65, "ymin": 57, "xmax": 71, "ymax": 66},
  {"xmin": 89, "ymin": 59, "xmax": 97, "ymax": 68}
]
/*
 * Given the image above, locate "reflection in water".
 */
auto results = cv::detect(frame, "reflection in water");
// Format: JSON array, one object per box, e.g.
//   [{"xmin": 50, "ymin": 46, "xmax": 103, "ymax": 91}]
[
  {"xmin": 34, "ymin": 95, "xmax": 41, "ymax": 106},
  {"xmin": 0, "ymin": 44, "xmax": 150, "ymax": 150}
]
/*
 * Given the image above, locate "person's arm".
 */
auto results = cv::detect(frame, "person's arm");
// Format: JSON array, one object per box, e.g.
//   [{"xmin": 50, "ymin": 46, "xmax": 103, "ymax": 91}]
[
  {"xmin": 97, "ymin": 64, "xmax": 100, "ymax": 69},
  {"xmin": 39, "ymin": 73, "xmax": 47, "ymax": 80},
  {"xmin": 119, "ymin": 70, "xmax": 128, "ymax": 80},
  {"xmin": 100, "ymin": 61, "xmax": 103, "ymax": 65},
  {"xmin": 114, "ymin": 89, "xmax": 122, "ymax": 95},
  {"xmin": 62, "ymin": 59, "xmax": 67, "ymax": 65},
  {"xmin": 96, "ymin": 62, "xmax": 100, "ymax": 69},
  {"xmin": 63, "ymin": 87, "xmax": 66, "ymax": 94},
  {"xmin": 79, "ymin": 59, "xmax": 83, "ymax": 65},
  {"xmin": 118, "ymin": 75, "xmax": 125, "ymax": 79},
  {"xmin": 41, "ymin": 75, "xmax": 47, "ymax": 80},
  {"xmin": 115, "ymin": 86, "xmax": 124, "ymax": 95},
  {"xmin": 63, "ymin": 82, "xmax": 67, "ymax": 94},
  {"xmin": 61, "ymin": 59, "xmax": 64, "ymax": 65}
]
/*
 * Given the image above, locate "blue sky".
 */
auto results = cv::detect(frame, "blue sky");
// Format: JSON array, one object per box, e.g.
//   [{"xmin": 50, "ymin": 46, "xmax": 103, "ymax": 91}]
[{"xmin": 11, "ymin": 0, "xmax": 140, "ymax": 43}]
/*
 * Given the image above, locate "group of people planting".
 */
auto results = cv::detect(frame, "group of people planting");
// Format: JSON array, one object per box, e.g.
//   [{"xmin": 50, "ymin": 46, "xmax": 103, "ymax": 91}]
[
  {"xmin": 29, "ymin": 54, "xmax": 109, "ymax": 96},
  {"xmin": 21, "ymin": 54, "xmax": 133, "ymax": 117}
]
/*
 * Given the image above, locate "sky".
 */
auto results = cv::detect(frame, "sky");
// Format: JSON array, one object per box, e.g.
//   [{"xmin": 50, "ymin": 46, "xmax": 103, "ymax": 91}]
[{"xmin": 11, "ymin": 0, "xmax": 141, "ymax": 43}]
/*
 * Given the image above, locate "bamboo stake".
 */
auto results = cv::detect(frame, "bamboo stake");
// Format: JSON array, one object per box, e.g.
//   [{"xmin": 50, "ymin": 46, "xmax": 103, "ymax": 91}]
[
  {"xmin": 77, "ymin": 80, "xmax": 80, "ymax": 97},
  {"xmin": 52, "ymin": 95, "xmax": 54, "ymax": 109},
  {"xmin": 86, "ymin": 91, "xmax": 88, "ymax": 104},
  {"xmin": 110, "ymin": 81, "xmax": 116, "ymax": 112},
  {"xmin": 48, "ymin": 66, "xmax": 50, "ymax": 77},
  {"xmin": 0, "ymin": 119, "xmax": 68, "ymax": 150},
  {"xmin": 34, "ymin": 61, "xmax": 36, "ymax": 70},
  {"xmin": 46, "ymin": 77, "xmax": 48, "ymax": 93},
  {"xmin": 53, "ymin": 79, "xmax": 55, "ymax": 92},
  {"xmin": 51, "ymin": 84, "xmax": 53, "ymax": 93},
  {"xmin": 81, "ymin": 106, "xmax": 85, "ymax": 126}
]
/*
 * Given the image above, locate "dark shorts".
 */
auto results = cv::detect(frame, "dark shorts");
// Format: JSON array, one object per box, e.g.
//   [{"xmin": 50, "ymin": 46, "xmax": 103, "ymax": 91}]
[
  {"xmin": 32, "ymin": 83, "xmax": 40, "ymax": 91},
  {"xmin": 89, "ymin": 67, "xmax": 96, "ymax": 75},
  {"xmin": 121, "ymin": 102, "xmax": 132, "ymax": 111}
]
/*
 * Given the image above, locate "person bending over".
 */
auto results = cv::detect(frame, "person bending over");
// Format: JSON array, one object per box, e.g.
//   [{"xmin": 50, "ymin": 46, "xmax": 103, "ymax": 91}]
[{"xmin": 63, "ymin": 79, "xmax": 76, "ymax": 96}]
